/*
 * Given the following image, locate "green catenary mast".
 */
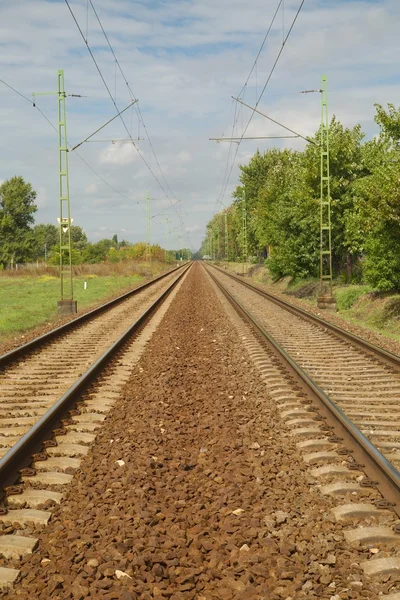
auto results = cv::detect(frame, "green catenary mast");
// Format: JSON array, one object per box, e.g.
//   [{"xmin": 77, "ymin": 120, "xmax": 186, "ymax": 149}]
[
  {"xmin": 317, "ymin": 75, "xmax": 336, "ymax": 311},
  {"xmin": 225, "ymin": 212, "xmax": 229, "ymax": 262},
  {"xmin": 165, "ymin": 217, "xmax": 169, "ymax": 263},
  {"xmin": 57, "ymin": 70, "xmax": 74, "ymax": 310},
  {"xmin": 34, "ymin": 70, "xmax": 76, "ymax": 314},
  {"xmin": 242, "ymin": 191, "xmax": 248, "ymax": 274},
  {"xmin": 146, "ymin": 191, "xmax": 151, "ymax": 264}
]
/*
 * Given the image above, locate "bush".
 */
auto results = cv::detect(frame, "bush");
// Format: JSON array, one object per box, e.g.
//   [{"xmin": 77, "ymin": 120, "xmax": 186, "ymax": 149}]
[
  {"xmin": 335, "ymin": 285, "xmax": 371, "ymax": 311},
  {"xmin": 363, "ymin": 233, "xmax": 400, "ymax": 292}
]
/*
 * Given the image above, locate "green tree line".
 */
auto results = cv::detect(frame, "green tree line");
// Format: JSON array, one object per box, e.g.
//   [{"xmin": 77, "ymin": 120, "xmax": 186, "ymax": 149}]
[
  {"xmin": 200, "ymin": 103, "xmax": 400, "ymax": 291},
  {"xmin": 0, "ymin": 176, "xmax": 190, "ymax": 268}
]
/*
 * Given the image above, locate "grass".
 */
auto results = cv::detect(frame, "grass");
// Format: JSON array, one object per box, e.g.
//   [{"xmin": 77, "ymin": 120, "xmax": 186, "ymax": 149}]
[
  {"xmin": 0, "ymin": 273, "xmax": 144, "ymax": 342},
  {"xmin": 334, "ymin": 284, "xmax": 372, "ymax": 311}
]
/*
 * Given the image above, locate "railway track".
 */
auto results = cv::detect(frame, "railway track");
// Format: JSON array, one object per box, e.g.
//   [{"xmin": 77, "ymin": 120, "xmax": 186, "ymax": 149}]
[
  {"xmin": 205, "ymin": 262, "xmax": 400, "ymax": 594},
  {"xmin": 0, "ymin": 263, "xmax": 191, "ymax": 591}
]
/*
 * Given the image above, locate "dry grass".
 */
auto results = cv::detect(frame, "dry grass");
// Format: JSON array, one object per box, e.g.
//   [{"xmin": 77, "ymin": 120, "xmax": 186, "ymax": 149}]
[{"xmin": 0, "ymin": 259, "xmax": 171, "ymax": 279}]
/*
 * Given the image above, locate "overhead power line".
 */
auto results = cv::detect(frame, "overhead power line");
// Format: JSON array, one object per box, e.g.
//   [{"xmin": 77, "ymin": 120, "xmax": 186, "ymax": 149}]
[
  {"xmin": 232, "ymin": 96, "xmax": 316, "ymax": 145},
  {"xmin": 71, "ymin": 100, "xmax": 137, "ymax": 151},
  {"xmin": 214, "ymin": 0, "xmax": 283, "ymax": 214},
  {"xmin": 216, "ymin": 0, "xmax": 307, "ymax": 212},
  {"xmin": 0, "ymin": 77, "xmax": 147, "ymax": 215},
  {"xmin": 65, "ymin": 0, "xmax": 192, "ymax": 249}
]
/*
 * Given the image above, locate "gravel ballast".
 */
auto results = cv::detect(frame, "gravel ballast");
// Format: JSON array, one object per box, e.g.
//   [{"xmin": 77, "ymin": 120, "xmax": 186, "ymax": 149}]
[{"xmin": 6, "ymin": 263, "xmax": 383, "ymax": 599}]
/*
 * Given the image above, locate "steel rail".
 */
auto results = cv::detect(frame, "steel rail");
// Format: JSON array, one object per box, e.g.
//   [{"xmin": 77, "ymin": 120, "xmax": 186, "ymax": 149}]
[
  {"xmin": 0, "ymin": 262, "xmax": 189, "ymax": 369},
  {"xmin": 205, "ymin": 264, "xmax": 400, "ymax": 515},
  {"xmin": 208, "ymin": 263, "xmax": 400, "ymax": 369},
  {"xmin": 0, "ymin": 263, "xmax": 191, "ymax": 492}
]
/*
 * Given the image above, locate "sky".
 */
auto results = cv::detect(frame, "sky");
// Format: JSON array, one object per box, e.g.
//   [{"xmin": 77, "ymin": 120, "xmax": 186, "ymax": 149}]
[{"xmin": 0, "ymin": 0, "xmax": 399, "ymax": 251}]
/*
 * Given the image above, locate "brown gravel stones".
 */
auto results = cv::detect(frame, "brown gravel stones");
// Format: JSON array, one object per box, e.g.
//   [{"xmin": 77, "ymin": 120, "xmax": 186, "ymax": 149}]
[{"xmin": 5, "ymin": 264, "xmax": 382, "ymax": 598}]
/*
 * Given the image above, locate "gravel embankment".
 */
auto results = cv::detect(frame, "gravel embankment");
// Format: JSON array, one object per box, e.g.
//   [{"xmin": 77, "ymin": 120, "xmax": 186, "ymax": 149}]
[
  {"xmin": 8, "ymin": 263, "xmax": 381, "ymax": 599},
  {"xmin": 241, "ymin": 271, "xmax": 400, "ymax": 357}
]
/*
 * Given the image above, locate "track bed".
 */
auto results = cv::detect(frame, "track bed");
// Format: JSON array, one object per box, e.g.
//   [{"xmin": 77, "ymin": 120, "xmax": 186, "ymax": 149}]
[{"xmin": 3, "ymin": 263, "xmax": 395, "ymax": 599}]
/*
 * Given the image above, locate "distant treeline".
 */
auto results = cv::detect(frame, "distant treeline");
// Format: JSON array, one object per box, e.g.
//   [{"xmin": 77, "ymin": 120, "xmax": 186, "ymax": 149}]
[
  {"xmin": 0, "ymin": 176, "xmax": 190, "ymax": 268},
  {"xmin": 201, "ymin": 103, "xmax": 400, "ymax": 291}
]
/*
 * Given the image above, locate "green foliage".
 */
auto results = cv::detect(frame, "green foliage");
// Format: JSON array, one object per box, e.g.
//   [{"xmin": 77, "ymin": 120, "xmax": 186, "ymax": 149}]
[
  {"xmin": 201, "ymin": 103, "xmax": 400, "ymax": 292},
  {"xmin": 0, "ymin": 180, "xmax": 173, "ymax": 267},
  {"xmin": 375, "ymin": 103, "xmax": 400, "ymax": 142},
  {"xmin": 0, "ymin": 176, "xmax": 37, "ymax": 267},
  {"xmin": 32, "ymin": 223, "xmax": 58, "ymax": 260},
  {"xmin": 47, "ymin": 246, "xmax": 84, "ymax": 266},
  {"xmin": 82, "ymin": 239, "xmax": 113, "ymax": 263},
  {"xmin": 335, "ymin": 285, "xmax": 371, "ymax": 311},
  {"xmin": 70, "ymin": 225, "xmax": 88, "ymax": 251},
  {"xmin": 363, "ymin": 232, "xmax": 400, "ymax": 291}
]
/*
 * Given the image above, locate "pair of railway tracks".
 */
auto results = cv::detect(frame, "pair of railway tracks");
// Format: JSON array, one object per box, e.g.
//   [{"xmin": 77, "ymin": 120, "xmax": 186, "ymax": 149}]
[
  {"xmin": 204, "ymin": 262, "xmax": 400, "ymax": 597},
  {"xmin": 0, "ymin": 263, "xmax": 191, "ymax": 590},
  {"xmin": 2, "ymin": 259, "xmax": 400, "ymax": 596}
]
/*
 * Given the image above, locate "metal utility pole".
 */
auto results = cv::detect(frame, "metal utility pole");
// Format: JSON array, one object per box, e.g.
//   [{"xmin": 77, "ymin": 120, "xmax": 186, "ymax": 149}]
[
  {"xmin": 225, "ymin": 213, "xmax": 229, "ymax": 262},
  {"xmin": 317, "ymin": 75, "xmax": 336, "ymax": 311},
  {"xmin": 242, "ymin": 191, "xmax": 248, "ymax": 274},
  {"xmin": 34, "ymin": 70, "xmax": 76, "ymax": 314},
  {"xmin": 165, "ymin": 217, "xmax": 169, "ymax": 263},
  {"xmin": 146, "ymin": 191, "xmax": 151, "ymax": 264}
]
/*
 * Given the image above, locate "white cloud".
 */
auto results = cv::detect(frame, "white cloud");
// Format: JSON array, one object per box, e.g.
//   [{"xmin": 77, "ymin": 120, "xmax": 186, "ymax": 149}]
[
  {"xmin": 85, "ymin": 183, "xmax": 99, "ymax": 195},
  {"xmin": 100, "ymin": 142, "xmax": 138, "ymax": 166},
  {"xmin": 185, "ymin": 224, "xmax": 202, "ymax": 233},
  {"xmin": 36, "ymin": 186, "xmax": 48, "ymax": 209},
  {"xmin": 0, "ymin": 0, "xmax": 399, "ymax": 250}
]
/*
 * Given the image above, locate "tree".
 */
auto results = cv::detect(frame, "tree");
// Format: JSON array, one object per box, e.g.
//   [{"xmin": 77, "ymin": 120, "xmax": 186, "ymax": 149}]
[
  {"xmin": 374, "ymin": 103, "xmax": 400, "ymax": 142},
  {"xmin": 32, "ymin": 223, "xmax": 58, "ymax": 260},
  {"xmin": 346, "ymin": 129, "xmax": 400, "ymax": 290},
  {"xmin": 0, "ymin": 176, "xmax": 37, "ymax": 267},
  {"xmin": 70, "ymin": 225, "xmax": 88, "ymax": 252},
  {"xmin": 81, "ymin": 238, "xmax": 113, "ymax": 263}
]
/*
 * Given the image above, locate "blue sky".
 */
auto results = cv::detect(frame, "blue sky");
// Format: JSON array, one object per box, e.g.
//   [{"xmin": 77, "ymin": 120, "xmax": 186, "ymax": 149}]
[{"xmin": 1, "ymin": 0, "xmax": 400, "ymax": 250}]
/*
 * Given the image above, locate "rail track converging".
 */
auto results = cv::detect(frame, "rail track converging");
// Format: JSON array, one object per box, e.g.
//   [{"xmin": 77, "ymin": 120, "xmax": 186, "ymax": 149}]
[
  {"xmin": 0, "ymin": 263, "xmax": 191, "ymax": 590},
  {"xmin": 2, "ymin": 261, "xmax": 400, "ymax": 597},
  {"xmin": 204, "ymin": 262, "xmax": 400, "ymax": 582}
]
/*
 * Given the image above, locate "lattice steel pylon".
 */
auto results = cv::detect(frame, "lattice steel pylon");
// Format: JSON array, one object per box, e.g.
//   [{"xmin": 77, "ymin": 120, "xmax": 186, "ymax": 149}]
[
  {"xmin": 57, "ymin": 70, "xmax": 74, "ymax": 305},
  {"xmin": 146, "ymin": 191, "xmax": 151, "ymax": 264},
  {"xmin": 34, "ymin": 70, "xmax": 75, "ymax": 314},
  {"xmin": 242, "ymin": 191, "xmax": 248, "ymax": 274},
  {"xmin": 225, "ymin": 212, "xmax": 229, "ymax": 262},
  {"xmin": 318, "ymin": 75, "xmax": 335, "ymax": 309},
  {"xmin": 165, "ymin": 217, "xmax": 169, "ymax": 263}
]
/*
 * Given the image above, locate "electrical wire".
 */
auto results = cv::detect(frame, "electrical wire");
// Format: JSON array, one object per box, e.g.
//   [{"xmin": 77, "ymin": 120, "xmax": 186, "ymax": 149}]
[
  {"xmin": 87, "ymin": 0, "xmax": 190, "ymax": 243},
  {"xmin": 0, "ymin": 77, "xmax": 147, "ymax": 215},
  {"xmin": 70, "ymin": 0, "xmax": 192, "ymax": 248},
  {"xmin": 213, "ymin": 0, "xmax": 283, "ymax": 214},
  {"xmin": 216, "ymin": 0, "xmax": 306, "ymax": 212}
]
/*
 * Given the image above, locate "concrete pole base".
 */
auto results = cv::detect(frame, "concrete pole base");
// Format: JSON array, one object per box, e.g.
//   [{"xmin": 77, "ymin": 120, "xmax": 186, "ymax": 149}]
[
  {"xmin": 57, "ymin": 299, "xmax": 78, "ymax": 316},
  {"xmin": 317, "ymin": 295, "xmax": 337, "ymax": 312}
]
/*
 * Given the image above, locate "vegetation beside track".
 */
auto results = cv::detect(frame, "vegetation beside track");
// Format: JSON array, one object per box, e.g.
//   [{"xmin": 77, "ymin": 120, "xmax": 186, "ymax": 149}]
[
  {"xmin": 201, "ymin": 104, "xmax": 400, "ymax": 292},
  {"xmin": 0, "ymin": 272, "xmax": 145, "ymax": 342}
]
